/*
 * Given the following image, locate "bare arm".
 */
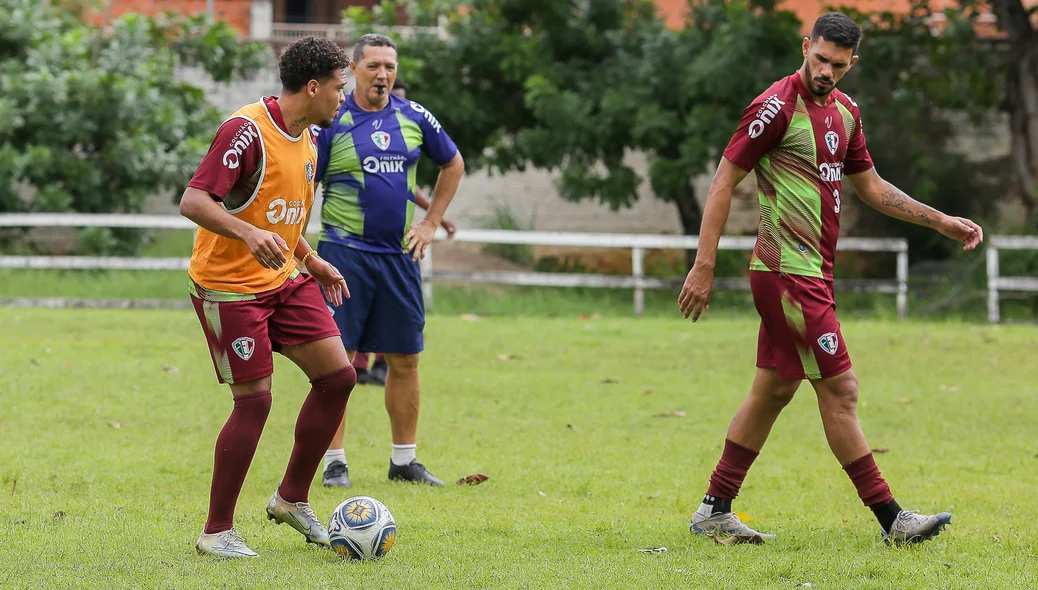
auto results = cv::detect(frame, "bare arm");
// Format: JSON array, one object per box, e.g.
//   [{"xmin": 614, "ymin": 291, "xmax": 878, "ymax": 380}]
[
  {"xmin": 849, "ymin": 168, "xmax": 984, "ymax": 250},
  {"xmin": 404, "ymin": 152, "xmax": 465, "ymax": 259},
  {"xmin": 678, "ymin": 157, "xmax": 750, "ymax": 321},
  {"xmin": 413, "ymin": 186, "xmax": 457, "ymax": 238},
  {"xmin": 179, "ymin": 187, "xmax": 289, "ymax": 270},
  {"xmin": 421, "ymin": 152, "xmax": 464, "ymax": 227}
]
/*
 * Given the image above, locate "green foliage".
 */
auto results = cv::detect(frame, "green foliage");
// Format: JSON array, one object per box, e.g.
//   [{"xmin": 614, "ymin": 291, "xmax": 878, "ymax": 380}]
[
  {"xmin": 0, "ymin": 0, "xmax": 271, "ymax": 253},
  {"xmin": 838, "ymin": 0, "xmax": 1012, "ymax": 260}
]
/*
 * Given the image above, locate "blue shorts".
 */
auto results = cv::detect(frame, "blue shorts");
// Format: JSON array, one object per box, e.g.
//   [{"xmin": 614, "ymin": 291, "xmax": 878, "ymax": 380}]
[{"xmin": 317, "ymin": 241, "xmax": 424, "ymax": 355}]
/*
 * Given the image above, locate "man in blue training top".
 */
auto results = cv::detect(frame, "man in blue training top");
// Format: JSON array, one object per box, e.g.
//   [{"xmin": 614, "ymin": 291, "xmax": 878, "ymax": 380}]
[{"xmin": 315, "ymin": 33, "xmax": 464, "ymax": 487}]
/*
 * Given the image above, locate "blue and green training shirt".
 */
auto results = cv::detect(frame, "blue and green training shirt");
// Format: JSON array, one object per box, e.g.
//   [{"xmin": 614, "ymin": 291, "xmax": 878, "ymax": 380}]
[{"xmin": 315, "ymin": 93, "xmax": 458, "ymax": 254}]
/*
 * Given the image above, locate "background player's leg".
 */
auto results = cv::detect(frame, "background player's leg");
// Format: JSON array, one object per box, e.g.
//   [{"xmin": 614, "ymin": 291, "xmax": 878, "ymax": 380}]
[
  {"xmin": 384, "ymin": 352, "xmax": 420, "ymax": 446},
  {"xmin": 276, "ymin": 336, "xmax": 356, "ymax": 503},
  {"xmin": 204, "ymin": 377, "xmax": 272, "ymax": 536}
]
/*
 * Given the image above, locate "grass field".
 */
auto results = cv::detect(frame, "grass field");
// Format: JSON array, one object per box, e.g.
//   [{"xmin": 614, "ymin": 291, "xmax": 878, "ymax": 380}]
[{"xmin": 1, "ymin": 309, "xmax": 1036, "ymax": 589}]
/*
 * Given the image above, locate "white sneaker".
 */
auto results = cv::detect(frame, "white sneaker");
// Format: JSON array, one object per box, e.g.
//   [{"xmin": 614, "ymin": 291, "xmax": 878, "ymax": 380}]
[
  {"xmin": 882, "ymin": 510, "xmax": 952, "ymax": 546},
  {"xmin": 690, "ymin": 511, "xmax": 777, "ymax": 539},
  {"xmin": 265, "ymin": 490, "xmax": 330, "ymax": 546},
  {"xmin": 195, "ymin": 527, "xmax": 259, "ymax": 558}
]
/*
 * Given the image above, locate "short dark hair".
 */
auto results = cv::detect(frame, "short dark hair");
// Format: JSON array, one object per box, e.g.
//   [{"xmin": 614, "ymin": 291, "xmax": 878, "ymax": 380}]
[
  {"xmin": 811, "ymin": 12, "xmax": 862, "ymax": 52},
  {"xmin": 392, "ymin": 78, "xmax": 408, "ymax": 92},
  {"xmin": 278, "ymin": 36, "xmax": 351, "ymax": 93},
  {"xmin": 353, "ymin": 33, "xmax": 397, "ymax": 64}
]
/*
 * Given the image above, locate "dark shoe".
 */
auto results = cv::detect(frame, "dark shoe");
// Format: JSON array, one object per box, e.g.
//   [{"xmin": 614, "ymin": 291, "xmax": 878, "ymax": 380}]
[
  {"xmin": 369, "ymin": 360, "xmax": 388, "ymax": 386},
  {"xmin": 322, "ymin": 460, "xmax": 351, "ymax": 488},
  {"xmin": 355, "ymin": 368, "xmax": 377, "ymax": 386},
  {"xmin": 388, "ymin": 459, "xmax": 444, "ymax": 487}
]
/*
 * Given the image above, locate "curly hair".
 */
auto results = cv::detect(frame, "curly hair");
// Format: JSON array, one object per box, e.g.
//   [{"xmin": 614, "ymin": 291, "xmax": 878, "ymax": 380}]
[{"xmin": 278, "ymin": 36, "xmax": 351, "ymax": 93}]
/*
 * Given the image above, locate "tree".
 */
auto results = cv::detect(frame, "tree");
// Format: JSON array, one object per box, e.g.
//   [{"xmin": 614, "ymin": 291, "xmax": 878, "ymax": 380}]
[
  {"xmin": 0, "ymin": 0, "xmax": 271, "ymax": 253},
  {"xmin": 837, "ymin": 1, "xmax": 1013, "ymax": 260},
  {"xmin": 994, "ymin": 0, "xmax": 1038, "ymax": 226}
]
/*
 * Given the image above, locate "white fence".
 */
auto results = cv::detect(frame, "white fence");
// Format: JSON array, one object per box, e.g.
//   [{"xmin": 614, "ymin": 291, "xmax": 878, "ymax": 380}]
[
  {"xmin": 986, "ymin": 235, "xmax": 1038, "ymax": 323},
  {"xmin": 0, "ymin": 213, "xmax": 910, "ymax": 318}
]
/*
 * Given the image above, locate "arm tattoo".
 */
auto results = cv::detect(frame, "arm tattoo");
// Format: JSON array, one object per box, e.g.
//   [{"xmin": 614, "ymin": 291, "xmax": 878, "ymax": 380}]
[{"xmin": 878, "ymin": 187, "xmax": 936, "ymax": 226}]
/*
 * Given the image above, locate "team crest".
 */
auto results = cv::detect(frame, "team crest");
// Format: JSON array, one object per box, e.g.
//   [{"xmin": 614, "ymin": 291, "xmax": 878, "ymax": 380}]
[
  {"xmin": 305, "ymin": 160, "xmax": 315, "ymax": 185},
  {"xmin": 817, "ymin": 332, "xmax": 839, "ymax": 356},
  {"xmin": 232, "ymin": 337, "xmax": 255, "ymax": 361},
  {"xmin": 371, "ymin": 131, "xmax": 391, "ymax": 151},
  {"xmin": 825, "ymin": 131, "xmax": 839, "ymax": 156}
]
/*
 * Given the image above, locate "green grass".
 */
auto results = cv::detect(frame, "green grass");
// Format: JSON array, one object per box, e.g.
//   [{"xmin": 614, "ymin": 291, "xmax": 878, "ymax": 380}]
[{"xmin": 1, "ymin": 310, "xmax": 1036, "ymax": 588}]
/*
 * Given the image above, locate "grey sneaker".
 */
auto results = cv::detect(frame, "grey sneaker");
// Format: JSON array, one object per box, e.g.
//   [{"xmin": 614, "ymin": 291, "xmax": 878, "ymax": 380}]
[
  {"xmin": 883, "ymin": 510, "xmax": 952, "ymax": 546},
  {"xmin": 195, "ymin": 527, "xmax": 258, "ymax": 558},
  {"xmin": 265, "ymin": 490, "xmax": 330, "ymax": 546},
  {"xmin": 690, "ymin": 511, "xmax": 777, "ymax": 539},
  {"xmin": 322, "ymin": 460, "xmax": 351, "ymax": 488}
]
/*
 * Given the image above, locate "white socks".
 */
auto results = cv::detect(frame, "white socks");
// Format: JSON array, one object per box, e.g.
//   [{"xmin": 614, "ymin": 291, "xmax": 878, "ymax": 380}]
[
  {"xmin": 326, "ymin": 446, "xmax": 417, "ymax": 469},
  {"xmin": 324, "ymin": 449, "xmax": 347, "ymax": 472},
  {"xmin": 391, "ymin": 443, "xmax": 417, "ymax": 466}
]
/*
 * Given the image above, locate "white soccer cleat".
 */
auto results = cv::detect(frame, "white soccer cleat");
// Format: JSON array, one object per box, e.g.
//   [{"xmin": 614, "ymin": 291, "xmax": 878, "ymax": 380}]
[
  {"xmin": 883, "ymin": 510, "xmax": 952, "ymax": 546},
  {"xmin": 195, "ymin": 527, "xmax": 259, "ymax": 558},
  {"xmin": 266, "ymin": 490, "xmax": 330, "ymax": 546},
  {"xmin": 690, "ymin": 511, "xmax": 777, "ymax": 540}
]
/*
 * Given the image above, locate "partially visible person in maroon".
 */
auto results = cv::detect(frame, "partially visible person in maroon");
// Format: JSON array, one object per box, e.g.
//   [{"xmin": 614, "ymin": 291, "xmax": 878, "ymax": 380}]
[{"xmin": 181, "ymin": 36, "xmax": 357, "ymax": 559}]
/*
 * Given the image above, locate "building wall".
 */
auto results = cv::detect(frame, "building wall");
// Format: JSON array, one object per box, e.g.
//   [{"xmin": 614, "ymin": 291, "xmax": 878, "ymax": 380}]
[{"xmin": 89, "ymin": 0, "xmax": 253, "ymax": 36}]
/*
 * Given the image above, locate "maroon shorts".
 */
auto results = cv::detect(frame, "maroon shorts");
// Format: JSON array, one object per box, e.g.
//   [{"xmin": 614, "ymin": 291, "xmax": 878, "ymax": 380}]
[
  {"xmin": 750, "ymin": 270, "xmax": 851, "ymax": 381},
  {"xmin": 189, "ymin": 272, "xmax": 340, "ymax": 384}
]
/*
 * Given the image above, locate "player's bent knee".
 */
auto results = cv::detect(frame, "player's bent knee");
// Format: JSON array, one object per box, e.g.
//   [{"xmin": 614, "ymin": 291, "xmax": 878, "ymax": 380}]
[
  {"xmin": 386, "ymin": 353, "xmax": 420, "ymax": 374},
  {"xmin": 311, "ymin": 365, "xmax": 357, "ymax": 397}
]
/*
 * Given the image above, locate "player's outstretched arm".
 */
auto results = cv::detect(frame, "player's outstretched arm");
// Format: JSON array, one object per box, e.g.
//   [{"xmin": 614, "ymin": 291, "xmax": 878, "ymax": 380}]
[
  {"xmin": 179, "ymin": 187, "xmax": 290, "ymax": 269},
  {"xmin": 848, "ymin": 168, "xmax": 984, "ymax": 251},
  {"xmin": 679, "ymin": 157, "xmax": 750, "ymax": 321}
]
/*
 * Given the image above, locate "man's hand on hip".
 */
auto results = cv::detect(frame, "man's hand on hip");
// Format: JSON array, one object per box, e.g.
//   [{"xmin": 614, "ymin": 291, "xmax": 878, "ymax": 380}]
[{"xmin": 404, "ymin": 219, "xmax": 437, "ymax": 261}]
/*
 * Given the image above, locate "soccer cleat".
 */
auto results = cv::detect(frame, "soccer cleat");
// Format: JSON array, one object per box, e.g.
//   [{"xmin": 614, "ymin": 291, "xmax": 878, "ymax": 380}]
[
  {"xmin": 195, "ymin": 527, "xmax": 259, "ymax": 558},
  {"xmin": 322, "ymin": 460, "xmax": 352, "ymax": 488},
  {"xmin": 388, "ymin": 459, "xmax": 445, "ymax": 487},
  {"xmin": 882, "ymin": 510, "xmax": 952, "ymax": 546},
  {"xmin": 690, "ymin": 511, "xmax": 777, "ymax": 540},
  {"xmin": 265, "ymin": 490, "xmax": 330, "ymax": 546}
]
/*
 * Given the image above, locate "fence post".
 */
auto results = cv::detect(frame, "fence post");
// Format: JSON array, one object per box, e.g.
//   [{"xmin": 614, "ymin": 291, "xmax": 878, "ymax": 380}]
[
  {"xmin": 986, "ymin": 245, "xmax": 1000, "ymax": 324},
  {"xmin": 896, "ymin": 247, "xmax": 909, "ymax": 321},
  {"xmin": 422, "ymin": 246, "xmax": 434, "ymax": 310},
  {"xmin": 632, "ymin": 247, "xmax": 645, "ymax": 317}
]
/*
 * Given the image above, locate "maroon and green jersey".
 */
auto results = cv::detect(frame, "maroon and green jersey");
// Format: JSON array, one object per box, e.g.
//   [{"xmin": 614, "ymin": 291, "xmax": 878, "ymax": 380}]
[{"xmin": 723, "ymin": 72, "xmax": 874, "ymax": 280}]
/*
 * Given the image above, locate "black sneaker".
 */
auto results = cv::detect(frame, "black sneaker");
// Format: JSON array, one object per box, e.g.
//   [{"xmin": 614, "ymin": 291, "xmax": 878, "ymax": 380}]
[
  {"xmin": 369, "ymin": 360, "xmax": 388, "ymax": 386},
  {"xmin": 322, "ymin": 460, "xmax": 351, "ymax": 488},
  {"xmin": 355, "ymin": 368, "xmax": 377, "ymax": 386},
  {"xmin": 388, "ymin": 459, "xmax": 445, "ymax": 487}
]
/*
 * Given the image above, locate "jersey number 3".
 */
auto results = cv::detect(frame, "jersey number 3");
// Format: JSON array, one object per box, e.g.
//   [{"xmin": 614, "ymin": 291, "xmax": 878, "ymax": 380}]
[{"xmin": 833, "ymin": 189, "xmax": 841, "ymax": 214}]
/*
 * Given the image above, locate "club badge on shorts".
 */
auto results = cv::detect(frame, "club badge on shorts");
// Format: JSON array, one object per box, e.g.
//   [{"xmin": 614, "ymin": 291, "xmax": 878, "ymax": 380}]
[
  {"xmin": 232, "ymin": 336, "xmax": 256, "ymax": 361},
  {"xmin": 817, "ymin": 332, "xmax": 839, "ymax": 356}
]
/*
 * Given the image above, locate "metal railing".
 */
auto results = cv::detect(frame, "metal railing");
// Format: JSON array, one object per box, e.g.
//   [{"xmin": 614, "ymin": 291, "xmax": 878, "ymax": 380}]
[
  {"xmin": 0, "ymin": 214, "xmax": 910, "ymax": 318},
  {"xmin": 986, "ymin": 235, "xmax": 1038, "ymax": 323}
]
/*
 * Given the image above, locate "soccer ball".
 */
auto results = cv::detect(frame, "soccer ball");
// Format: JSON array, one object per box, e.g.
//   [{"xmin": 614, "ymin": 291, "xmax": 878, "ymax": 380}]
[{"xmin": 328, "ymin": 496, "xmax": 396, "ymax": 560}]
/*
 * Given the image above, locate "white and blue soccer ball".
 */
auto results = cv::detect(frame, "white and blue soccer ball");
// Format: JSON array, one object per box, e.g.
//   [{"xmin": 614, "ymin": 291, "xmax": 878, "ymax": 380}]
[{"xmin": 328, "ymin": 496, "xmax": 396, "ymax": 560}]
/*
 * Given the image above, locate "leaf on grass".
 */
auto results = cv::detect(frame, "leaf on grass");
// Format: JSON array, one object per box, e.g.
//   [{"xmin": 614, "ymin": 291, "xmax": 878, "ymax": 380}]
[
  {"xmin": 456, "ymin": 473, "xmax": 489, "ymax": 486},
  {"xmin": 590, "ymin": 313, "xmax": 601, "ymax": 320},
  {"xmin": 939, "ymin": 385, "xmax": 960, "ymax": 392},
  {"xmin": 578, "ymin": 313, "xmax": 589, "ymax": 320},
  {"xmin": 638, "ymin": 387, "xmax": 655, "ymax": 396},
  {"xmin": 637, "ymin": 546, "xmax": 667, "ymax": 554},
  {"xmin": 710, "ymin": 532, "xmax": 765, "ymax": 545},
  {"xmin": 896, "ymin": 397, "xmax": 912, "ymax": 404},
  {"xmin": 9, "ymin": 479, "xmax": 16, "ymax": 495},
  {"xmin": 161, "ymin": 365, "xmax": 179, "ymax": 374},
  {"xmin": 53, "ymin": 511, "xmax": 66, "ymax": 522},
  {"xmin": 993, "ymin": 534, "xmax": 1001, "ymax": 543},
  {"xmin": 459, "ymin": 313, "xmax": 480, "ymax": 321},
  {"xmin": 30, "ymin": 359, "xmax": 40, "ymax": 366},
  {"xmin": 600, "ymin": 378, "xmax": 619, "ymax": 384},
  {"xmin": 60, "ymin": 362, "xmax": 72, "ymax": 368},
  {"xmin": 567, "ymin": 423, "xmax": 580, "ymax": 432},
  {"xmin": 537, "ymin": 491, "xmax": 547, "ymax": 497},
  {"xmin": 653, "ymin": 410, "xmax": 686, "ymax": 418},
  {"xmin": 871, "ymin": 447, "xmax": 890, "ymax": 453},
  {"xmin": 648, "ymin": 490, "xmax": 662, "ymax": 499},
  {"xmin": 496, "ymin": 354, "xmax": 522, "ymax": 361},
  {"xmin": 109, "ymin": 422, "xmax": 121, "ymax": 429},
  {"xmin": 733, "ymin": 511, "xmax": 756, "ymax": 522}
]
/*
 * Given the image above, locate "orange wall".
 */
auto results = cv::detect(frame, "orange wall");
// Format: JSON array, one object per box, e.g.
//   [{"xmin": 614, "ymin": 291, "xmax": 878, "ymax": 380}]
[{"xmin": 87, "ymin": 0, "xmax": 253, "ymax": 36}]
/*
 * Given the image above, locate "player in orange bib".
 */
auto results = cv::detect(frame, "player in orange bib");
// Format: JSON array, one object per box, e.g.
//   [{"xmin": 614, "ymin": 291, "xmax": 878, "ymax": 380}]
[{"xmin": 179, "ymin": 36, "xmax": 355, "ymax": 558}]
